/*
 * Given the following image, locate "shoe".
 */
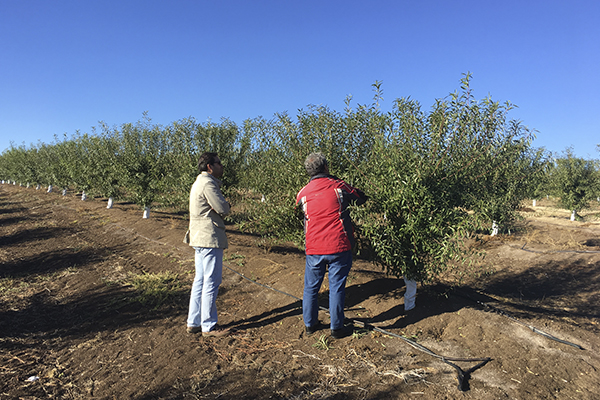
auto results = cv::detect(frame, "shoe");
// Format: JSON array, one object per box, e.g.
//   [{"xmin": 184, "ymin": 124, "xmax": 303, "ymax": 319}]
[
  {"xmin": 305, "ymin": 322, "xmax": 325, "ymax": 335},
  {"xmin": 202, "ymin": 325, "xmax": 231, "ymax": 338},
  {"xmin": 186, "ymin": 326, "xmax": 202, "ymax": 334},
  {"xmin": 331, "ymin": 325, "xmax": 353, "ymax": 339}
]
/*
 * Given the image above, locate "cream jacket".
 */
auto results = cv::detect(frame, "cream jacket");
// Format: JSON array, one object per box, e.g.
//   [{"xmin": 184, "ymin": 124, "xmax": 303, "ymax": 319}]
[{"xmin": 184, "ymin": 172, "xmax": 230, "ymax": 248}]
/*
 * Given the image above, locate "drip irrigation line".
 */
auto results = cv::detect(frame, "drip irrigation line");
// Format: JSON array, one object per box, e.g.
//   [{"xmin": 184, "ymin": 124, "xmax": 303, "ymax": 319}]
[
  {"xmin": 223, "ymin": 263, "xmax": 491, "ymax": 392},
  {"xmin": 454, "ymin": 289, "xmax": 585, "ymax": 350},
  {"xmin": 516, "ymin": 243, "xmax": 600, "ymax": 254}
]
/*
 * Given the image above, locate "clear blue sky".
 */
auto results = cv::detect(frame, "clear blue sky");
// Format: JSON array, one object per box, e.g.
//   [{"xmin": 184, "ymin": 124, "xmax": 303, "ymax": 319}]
[{"xmin": 1, "ymin": 0, "xmax": 598, "ymax": 158}]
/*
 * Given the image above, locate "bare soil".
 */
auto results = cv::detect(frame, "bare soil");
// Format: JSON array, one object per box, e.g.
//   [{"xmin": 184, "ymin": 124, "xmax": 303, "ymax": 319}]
[{"xmin": 1, "ymin": 184, "xmax": 599, "ymax": 400}]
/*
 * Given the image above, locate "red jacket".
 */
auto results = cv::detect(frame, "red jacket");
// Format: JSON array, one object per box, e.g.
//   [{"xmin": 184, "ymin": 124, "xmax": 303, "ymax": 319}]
[{"xmin": 296, "ymin": 174, "xmax": 367, "ymax": 255}]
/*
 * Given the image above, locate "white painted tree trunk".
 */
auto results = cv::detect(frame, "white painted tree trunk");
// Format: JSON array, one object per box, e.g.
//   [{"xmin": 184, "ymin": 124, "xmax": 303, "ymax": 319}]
[
  {"xmin": 570, "ymin": 210, "xmax": 576, "ymax": 221},
  {"xmin": 107, "ymin": 197, "xmax": 114, "ymax": 209},
  {"xmin": 491, "ymin": 221, "xmax": 499, "ymax": 236},
  {"xmin": 143, "ymin": 207, "xmax": 150, "ymax": 219},
  {"xmin": 81, "ymin": 191, "xmax": 87, "ymax": 201},
  {"xmin": 36, "ymin": 184, "xmax": 41, "ymax": 190},
  {"xmin": 404, "ymin": 278, "xmax": 417, "ymax": 311},
  {"xmin": 26, "ymin": 183, "xmax": 30, "ymax": 188},
  {"xmin": 62, "ymin": 188, "xmax": 67, "ymax": 196},
  {"xmin": 261, "ymin": 194, "xmax": 266, "ymax": 202},
  {"xmin": 532, "ymin": 199, "xmax": 537, "ymax": 207},
  {"xmin": 47, "ymin": 185, "xmax": 53, "ymax": 193}
]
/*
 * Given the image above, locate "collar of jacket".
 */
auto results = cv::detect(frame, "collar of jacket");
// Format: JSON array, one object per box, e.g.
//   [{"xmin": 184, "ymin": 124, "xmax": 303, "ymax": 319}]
[
  {"xmin": 309, "ymin": 173, "xmax": 334, "ymax": 182},
  {"xmin": 200, "ymin": 171, "xmax": 223, "ymax": 186}
]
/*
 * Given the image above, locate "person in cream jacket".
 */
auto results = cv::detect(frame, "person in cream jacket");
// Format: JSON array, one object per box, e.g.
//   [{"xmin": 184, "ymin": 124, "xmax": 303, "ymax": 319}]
[{"xmin": 184, "ymin": 152, "xmax": 231, "ymax": 337}]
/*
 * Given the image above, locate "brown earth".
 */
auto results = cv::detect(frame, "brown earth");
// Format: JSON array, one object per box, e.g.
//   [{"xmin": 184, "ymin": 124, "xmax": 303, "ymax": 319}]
[{"xmin": 1, "ymin": 184, "xmax": 599, "ymax": 400}]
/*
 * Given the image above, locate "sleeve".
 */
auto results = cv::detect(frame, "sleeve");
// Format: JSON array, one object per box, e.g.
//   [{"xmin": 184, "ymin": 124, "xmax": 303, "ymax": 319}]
[
  {"xmin": 343, "ymin": 182, "xmax": 368, "ymax": 206},
  {"xmin": 204, "ymin": 180, "xmax": 230, "ymax": 216}
]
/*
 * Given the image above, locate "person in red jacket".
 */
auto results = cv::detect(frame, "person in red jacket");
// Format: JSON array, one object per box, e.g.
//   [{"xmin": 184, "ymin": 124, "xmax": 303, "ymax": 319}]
[{"xmin": 296, "ymin": 153, "xmax": 367, "ymax": 339}]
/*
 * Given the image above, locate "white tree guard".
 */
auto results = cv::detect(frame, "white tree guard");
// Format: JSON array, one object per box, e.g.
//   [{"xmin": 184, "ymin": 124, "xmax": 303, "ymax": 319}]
[
  {"xmin": 571, "ymin": 210, "xmax": 576, "ymax": 221},
  {"xmin": 36, "ymin": 184, "xmax": 41, "ymax": 190},
  {"xmin": 532, "ymin": 199, "xmax": 537, "ymax": 207},
  {"xmin": 404, "ymin": 278, "xmax": 417, "ymax": 311},
  {"xmin": 81, "ymin": 191, "xmax": 87, "ymax": 201},
  {"xmin": 47, "ymin": 185, "xmax": 53, "ymax": 193},
  {"xmin": 107, "ymin": 197, "xmax": 114, "ymax": 209},
  {"xmin": 491, "ymin": 221, "xmax": 499, "ymax": 236},
  {"xmin": 62, "ymin": 188, "xmax": 67, "ymax": 196},
  {"xmin": 143, "ymin": 207, "xmax": 150, "ymax": 219}
]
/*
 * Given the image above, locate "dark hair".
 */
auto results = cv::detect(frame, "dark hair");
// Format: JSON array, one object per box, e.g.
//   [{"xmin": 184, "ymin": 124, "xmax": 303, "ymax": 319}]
[
  {"xmin": 197, "ymin": 152, "xmax": 219, "ymax": 173},
  {"xmin": 304, "ymin": 152, "xmax": 328, "ymax": 177}
]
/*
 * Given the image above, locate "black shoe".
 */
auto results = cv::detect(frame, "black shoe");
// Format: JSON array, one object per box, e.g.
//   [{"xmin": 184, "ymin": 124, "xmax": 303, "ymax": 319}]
[
  {"xmin": 331, "ymin": 325, "xmax": 353, "ymax": 339},
  {"xmin": 305, "ymin": 322, "xmax": 325, "ymax": 335}
]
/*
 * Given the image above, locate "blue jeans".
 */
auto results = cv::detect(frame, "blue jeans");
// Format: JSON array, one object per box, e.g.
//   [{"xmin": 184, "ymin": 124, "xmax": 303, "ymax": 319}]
[
  {"xmin": 303, "ymin": 251, "xmax": 352, "ymax": 330},
  {"xmin": 187, "ymin": 247, "xmax": 223, "ymax": 332}
]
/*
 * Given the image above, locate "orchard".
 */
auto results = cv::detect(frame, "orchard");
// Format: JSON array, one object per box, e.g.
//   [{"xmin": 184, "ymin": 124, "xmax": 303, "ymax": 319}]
[{"xmin": 1, "ymin": 75, "xmax": 598, "ymax": 284}]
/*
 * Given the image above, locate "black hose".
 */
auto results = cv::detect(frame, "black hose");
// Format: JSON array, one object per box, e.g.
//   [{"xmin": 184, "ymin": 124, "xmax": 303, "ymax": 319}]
[{"xmin": 454, "ymin": 289, "xmax": 585, "ymax": 350}]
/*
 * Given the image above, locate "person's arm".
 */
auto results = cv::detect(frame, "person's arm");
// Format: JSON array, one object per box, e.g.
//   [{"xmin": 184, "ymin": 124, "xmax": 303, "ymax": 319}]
[
  {"xmin": 352, "ymin": 188, "xmax": 368, "ymax": 206},
  {"xmin": 343, "ymin": 183, "xmax": 368, "ymax": 206},
  {"xmin": 204, "ymin": 180, "xmax": 230, "ymax": 216}
]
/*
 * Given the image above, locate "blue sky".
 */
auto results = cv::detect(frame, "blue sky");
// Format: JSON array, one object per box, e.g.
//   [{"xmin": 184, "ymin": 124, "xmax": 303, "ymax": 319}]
[{"xmin": 1, "ymin": 0, "xmax": 598, "ymax": 158}]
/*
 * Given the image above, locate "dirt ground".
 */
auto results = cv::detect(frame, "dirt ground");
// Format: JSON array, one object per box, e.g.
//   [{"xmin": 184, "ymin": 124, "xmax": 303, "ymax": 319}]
[{"xmin": 1, "ymin": 184, "xmax": 599, "ymax": 400}]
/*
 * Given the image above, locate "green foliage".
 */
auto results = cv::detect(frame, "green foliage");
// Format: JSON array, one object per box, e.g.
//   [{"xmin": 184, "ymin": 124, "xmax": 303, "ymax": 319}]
[
  {"xmin": 164, "ymin": 117, "xmax": 251, "ymax": 208},
  {"xmin": 0, "ymin": 112, "xmax": 251, "ymax": 215},
  {"xmin": 240, "ymin": 74, "xmax": 547, "ymax": 282},
  {"xmin": 118, "ymin": 114, "xmax": 169, "ymax": 208},
  {"xmin": 548, "ymin": 148, "xmax": 600, "ymax": 214},
  {"xmin": 92, "ymin": 123, "xmax": 124, "ymax": 199},
  {"xmin": 0, "ymin": 75, "xmax": 558, "ymax": 284}
]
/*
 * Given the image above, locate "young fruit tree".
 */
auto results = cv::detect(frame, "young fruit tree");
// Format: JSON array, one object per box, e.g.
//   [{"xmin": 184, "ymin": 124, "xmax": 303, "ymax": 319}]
[
  {"xmin": 548, "ymin": 148, "xmax": 600, "ymax": 221},
  {"xmin": 240, "ymin": 75, "xmax": 544, "ymax": 301}
]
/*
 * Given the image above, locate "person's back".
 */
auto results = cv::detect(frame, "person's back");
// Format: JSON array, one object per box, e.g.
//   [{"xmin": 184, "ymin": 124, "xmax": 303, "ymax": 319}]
[{"xmin": 297, "ymin": 174, "xmax": 365, "ymax": 255}]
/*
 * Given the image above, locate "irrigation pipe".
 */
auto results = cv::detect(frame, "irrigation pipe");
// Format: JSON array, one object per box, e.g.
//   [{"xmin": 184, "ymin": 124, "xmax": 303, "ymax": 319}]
[
  {"xmin": 516, "ymin": 243, "xmax": 600, "ymax": 254},
  {"xmin": 454, "ymin": 289, "xmax": 585, "ymax": 350}
]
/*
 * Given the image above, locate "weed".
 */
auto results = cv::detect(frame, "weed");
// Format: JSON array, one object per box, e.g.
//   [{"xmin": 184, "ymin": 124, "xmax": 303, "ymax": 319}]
[
  {"xmin": 351, "ymin": 328, "xmax": 369, "ymax": 339},
  {"xmin": 312, "ymin": 334, "xmax": 332, "ymax": 351},
  {"xmin": 401, "ymin": 330, "xmax": 421, "ymax": 341},
  {"xmin": 125, "ymin": 271, "xmax": 181, "ymax": 309},
  {"xmin": 225, "ymin": 252, "xmax": 245, "ymax": 267}
]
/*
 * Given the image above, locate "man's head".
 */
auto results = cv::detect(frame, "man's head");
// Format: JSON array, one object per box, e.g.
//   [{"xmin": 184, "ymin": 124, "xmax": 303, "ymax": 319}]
[
  {"xmin": 198, "ymin": 152, "xmax": 223, "ymax": 178},
  {"xmin": 304, "ymin": 152, "xmax": 328, "ymax": 177}
]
